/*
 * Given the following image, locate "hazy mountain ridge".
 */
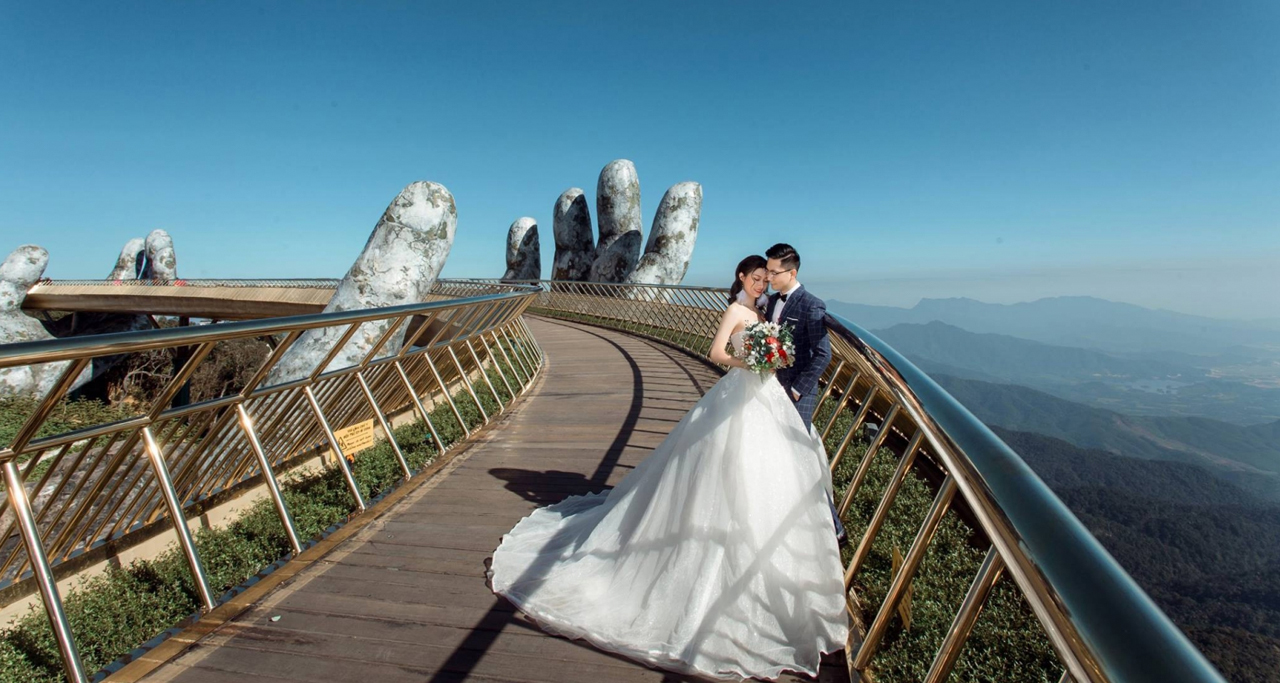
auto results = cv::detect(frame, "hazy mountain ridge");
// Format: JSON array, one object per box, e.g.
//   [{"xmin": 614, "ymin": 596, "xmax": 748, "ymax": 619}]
[
  {"xmin": 874, "ymin": 320, "xmax": 1197, "ymax": 382},
  {"xmin": 830, "ymin": 295, "xmax": 1280, "ymax": 357},
  {"xmin": 934, "ymin": 374, "xmax": 1280, "ymax": 499},
  {"xmin": 873, "ymin": 321, "xmax": 1280, "ymax": 424}
]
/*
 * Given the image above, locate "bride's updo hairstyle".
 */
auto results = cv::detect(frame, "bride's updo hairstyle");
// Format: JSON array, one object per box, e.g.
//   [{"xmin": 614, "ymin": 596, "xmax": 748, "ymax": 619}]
[{"xmin": 728, "ymin": 255, "xmax": 768, "ymax": 305}]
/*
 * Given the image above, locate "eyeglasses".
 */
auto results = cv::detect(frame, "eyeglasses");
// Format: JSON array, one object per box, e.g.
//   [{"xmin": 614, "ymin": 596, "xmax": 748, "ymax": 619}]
[{"xmin": 767, "ymin": 268, "xmax": 795, "ymax": 277}]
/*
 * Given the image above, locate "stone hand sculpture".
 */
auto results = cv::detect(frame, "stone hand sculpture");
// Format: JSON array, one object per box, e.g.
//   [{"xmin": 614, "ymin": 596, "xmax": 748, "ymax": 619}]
[
  {"xmin": 265, "ymin": 181, "xmax": 457, "ymax": 385},
  {"xmin": 502, "ymin": 218, "xmax": 540, "ymax": 281},
  {"xmin": 0, "ymin": 246, "xmax": 90, "ymax": 398},
  {"xmin": 544, "ymin": 160, "xmax": 701, "ymax": 286}
]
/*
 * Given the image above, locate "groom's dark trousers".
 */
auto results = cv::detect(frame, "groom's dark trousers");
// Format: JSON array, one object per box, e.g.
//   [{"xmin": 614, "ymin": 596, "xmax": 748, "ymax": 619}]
[{"xmin": 766, "ymin": 287, "xmax": 847, "ymax": 542}]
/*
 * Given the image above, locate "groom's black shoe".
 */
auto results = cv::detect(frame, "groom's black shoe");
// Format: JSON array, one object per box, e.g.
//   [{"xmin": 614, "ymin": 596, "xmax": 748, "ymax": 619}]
[{"xmin": 837, "ymin": 528, "xmax": 849, "ymax": 548}]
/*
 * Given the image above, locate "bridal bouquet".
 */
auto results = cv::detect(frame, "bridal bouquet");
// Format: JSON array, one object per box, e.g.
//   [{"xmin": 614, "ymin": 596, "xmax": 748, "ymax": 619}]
[{"xmin": 738, "ymin": 321, "xmax": 796, "ymax": 376}]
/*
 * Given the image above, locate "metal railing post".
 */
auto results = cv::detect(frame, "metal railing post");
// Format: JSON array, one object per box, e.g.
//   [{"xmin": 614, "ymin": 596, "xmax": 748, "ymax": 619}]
[
  {"xmin": 357, "ymin": 371, "xmax": 412, "ymax": 478},
  {"xmin": 924, "ymin": 546, "xmax": 1007, "ymax": 683},
  {"xmin": 448, "ymin": 346, "xmax": 488, "ymax": 424},
  {"xmin": 480, "ymin": 335, "xmax": 517, "ymax": 401},
  {"xmin": 1, "ymin": 460, "xmax": 89, "ymax": 683},
  {"xmin": 394, "ymin": 360, "xmax": 446, "ymax": 454},
  {"xmin": 854, "ymin": 476, "xmax": 959, "ymax": 670},
  {"xmin": 141, "ymin": 426, "xmax": 217, "ymax": 611},
  {"xmin": 235, "ymin": 404, "xmax": 304, "ymax": 555},
  {"xmin": 467, "ymin": 340, "xmax": 505, "ymax": 409},
  {"xmin": 421, "ymin": 352, "xmax": 470, "ymax": 437},
  {"xmin": 303, "ymin": 386, "xmax": 367, "ymax": 512}
]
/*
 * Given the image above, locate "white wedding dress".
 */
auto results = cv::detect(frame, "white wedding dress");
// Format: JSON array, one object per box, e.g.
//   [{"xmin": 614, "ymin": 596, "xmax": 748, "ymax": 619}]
[{"xmin": 490, "ymin": 331, "xmax": 849, "ymax": 681}]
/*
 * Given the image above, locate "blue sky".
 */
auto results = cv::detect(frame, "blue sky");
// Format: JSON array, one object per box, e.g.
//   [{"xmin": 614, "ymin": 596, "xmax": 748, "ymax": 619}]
[{"xmin": 2, "ymin": 1, "xmax": 1277, "ymax": 318}]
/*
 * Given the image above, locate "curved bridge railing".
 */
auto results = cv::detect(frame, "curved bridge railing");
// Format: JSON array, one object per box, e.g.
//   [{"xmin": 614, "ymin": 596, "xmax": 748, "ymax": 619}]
[
  {"xmin": 466, "ymin": 278, "xmax": 1225, "ymax": 683},
  {"xmin": 0, "ymin": 282, "xmax": 544, "ymax": 682}
]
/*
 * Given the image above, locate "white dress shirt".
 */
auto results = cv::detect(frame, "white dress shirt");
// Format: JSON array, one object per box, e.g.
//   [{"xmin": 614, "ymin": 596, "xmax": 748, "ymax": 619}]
[
  {"xmin": 771, "ymin": 282, "xmax": 802, "ymax": 324},
  {"xmin": 772, "ymin": 282, "xmax": 804, "ymax": 400}
]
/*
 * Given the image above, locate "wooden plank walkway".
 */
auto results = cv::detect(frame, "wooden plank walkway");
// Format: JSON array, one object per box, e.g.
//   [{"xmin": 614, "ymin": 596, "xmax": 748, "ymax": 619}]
[{"xmin": 139, "ymin": 317, "xmax": 844, "ymax": 683}]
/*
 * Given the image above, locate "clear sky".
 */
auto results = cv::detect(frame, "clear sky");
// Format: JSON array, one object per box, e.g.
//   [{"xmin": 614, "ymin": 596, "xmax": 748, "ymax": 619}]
[{"xmin": 3, "ymin": 1, "xmax": 1277, "ymax": 319}]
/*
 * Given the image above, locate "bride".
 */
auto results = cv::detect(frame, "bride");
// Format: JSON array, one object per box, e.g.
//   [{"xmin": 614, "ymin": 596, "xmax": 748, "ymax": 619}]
[{"xmin": 489, "ymin": 255, "xmax": 849, "ymax": 680}]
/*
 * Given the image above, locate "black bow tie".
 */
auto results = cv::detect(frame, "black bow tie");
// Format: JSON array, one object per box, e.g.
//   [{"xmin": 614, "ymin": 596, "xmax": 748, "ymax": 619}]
[{"xmin": 778, "ymin": 293, "xmax": 790, "ymax": 302}]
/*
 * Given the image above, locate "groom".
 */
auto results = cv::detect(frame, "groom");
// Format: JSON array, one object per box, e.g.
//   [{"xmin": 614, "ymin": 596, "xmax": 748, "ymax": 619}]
[
  {"xmin": 764, "ymin": 243, "xmax": 831, "ymax": 429},
  {"xmin": 764, "ymin": 243, "xmax": 847, "ymax": 544}
]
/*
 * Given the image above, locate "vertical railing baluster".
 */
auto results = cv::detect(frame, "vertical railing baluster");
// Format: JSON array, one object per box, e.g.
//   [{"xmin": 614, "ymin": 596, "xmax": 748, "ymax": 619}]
[
  {"xmin": 448, "ymin": 347, "xmax": 488, "ymax": 424},
  {"xmin": 303, "ymin": 386, "xmax": 367, "ymax": 512},
  {"xmin": 501, "ymin": 325, "xmax": 536, "ymax": 379},
  {"xmin": 1, "ymin": 460, "xmax": 89, "ymax": 683},
  {"xmin": 480, "ymin": 335, "xmax": 517, "ymax": 401},
  {"xmin": 421, "ymin": 351, "xmax": 470, "ymax": 437},
  {"xmin": 235, "ymin": 404, "xmax": 303, "ymax": 554},
  {"xmin": 836, "ymin": 404, "xmax": 901, "ymax": 517},
  {"xmin": 853, "ymin": 476, "xmax": 959, "ymax": 670},
  {"xmin": 822, "ymin": 370, "xmax": 863, "ymax": 441},
  {"xmin": 491, "ymin": 329, "xmax": 527, "ymax": 383},
  {"xmin": 829, "ymin": 385, "xmax": 879, "ymax": 473},
  {"xmin": 515, "ymin": 316, "xmax": 544, "ymax": 362},
  {"xmin": 141, "ymin": 426, "xmax": 217, "ymax": 611},
  {"xmin": 811, "ymin": 359, "xmax": 846, "ymax": 424},
  {"xmin": 467, "ymin": 340, "xmax": 504, "ymax": 409},
  {"xmin": 356, "ymin": 372, "xmax": 412, "ymax": 479},
  {"xmin": 924, "ymin": 546, "xmax": 1006, "ymax": 683},
  {"xmin": 846, "ymin": 431, "xmax": 925, "ymax": 585},
  {"xmin": 395, "ymin": 360, "xmax": 446, "ymax": 454}
]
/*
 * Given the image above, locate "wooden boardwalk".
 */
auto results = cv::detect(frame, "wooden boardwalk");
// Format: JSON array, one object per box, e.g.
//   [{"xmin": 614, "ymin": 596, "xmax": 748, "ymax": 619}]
[{"xmin": 138, "ymin": 317, "xmax": 842, "ymax": 683}]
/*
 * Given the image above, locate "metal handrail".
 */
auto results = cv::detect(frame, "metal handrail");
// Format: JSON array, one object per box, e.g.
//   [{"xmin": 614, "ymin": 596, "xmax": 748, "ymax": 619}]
[
  {"xmin": 0, "ymin": 282, "xmax": 546, "ymax": 682},
  {"xmin": 483, "ymin": 277, "xmax": 1226, "ymax": 683},
  {"xmin": 0, "ymin": 288, "xmax": 540, "ymax": 370}
]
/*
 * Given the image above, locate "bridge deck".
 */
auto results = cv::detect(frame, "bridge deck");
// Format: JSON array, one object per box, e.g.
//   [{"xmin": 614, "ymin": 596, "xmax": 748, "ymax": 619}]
[{"xmin": 135, "ymin": 317, "xmax": 838, "ymax": 683}]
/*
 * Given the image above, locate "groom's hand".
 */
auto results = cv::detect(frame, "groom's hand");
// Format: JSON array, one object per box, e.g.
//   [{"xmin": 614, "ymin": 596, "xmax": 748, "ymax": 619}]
[{"xmin": 790, "ymin": 388, "xmax": 801, "ymax": 402}]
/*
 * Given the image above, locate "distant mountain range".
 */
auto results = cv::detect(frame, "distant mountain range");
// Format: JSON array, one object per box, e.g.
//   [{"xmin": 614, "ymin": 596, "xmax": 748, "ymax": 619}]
[
  {"xmin": 873, "ymin": 321, "xmax": 1280, "ymax": 425},
  {"xmin": 829, "ymin": 295, "xmax": 1280, "ymax": 359},
  {"xmin": 935, "ymin": 374, "xmax": 1280, "ymax": 500}
]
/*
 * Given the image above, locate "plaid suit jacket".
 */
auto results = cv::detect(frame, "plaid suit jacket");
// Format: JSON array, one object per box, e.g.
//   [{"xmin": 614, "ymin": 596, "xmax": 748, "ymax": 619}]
[{"xmin": 766, "ymin": 286, "xmax": 832, "ymax": 429}]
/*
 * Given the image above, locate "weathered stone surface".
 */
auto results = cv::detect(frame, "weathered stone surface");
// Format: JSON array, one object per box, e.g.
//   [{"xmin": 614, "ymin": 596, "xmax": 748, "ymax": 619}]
[
  {"xmin": 266, "ymin": 181, "xmax": 457, "ymax": 385},
  {"xmin": 0, "ymin": 246, "xmax": 89, "ymax": 397},
  {"xmin": 626, "ymin": 182, "xmax": 702, "ymax": 286},
  {"xmin": 551, "ymin": 189, "xmax": 593, "ymax": 281},
  {"xmin": 589, "ymin": 231, "xmax": 643, "ymax": 284},
  {"xmin": 108, "ymin": 238, "xmax": 146, "ymax": 280},
  {"xmin": 0, "ymin": 246, "xmax": 46, "ymax": 318},
  {"xmin": 502, "ymin": 218, "xmax": 541, "ymax": 281},
  {"xmin": 141, "ymin": 230, "xmax": 177, "ymax": 280},
  {"xmin": 589, "ymin": 160, "xmax": 641, "ymax": 282}
]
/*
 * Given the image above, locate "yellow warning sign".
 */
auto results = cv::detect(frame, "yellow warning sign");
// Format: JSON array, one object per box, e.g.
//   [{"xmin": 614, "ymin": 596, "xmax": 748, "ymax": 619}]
[{"xmin": 334, "ymin": 419, "xmax": 376, "ymax": 456}]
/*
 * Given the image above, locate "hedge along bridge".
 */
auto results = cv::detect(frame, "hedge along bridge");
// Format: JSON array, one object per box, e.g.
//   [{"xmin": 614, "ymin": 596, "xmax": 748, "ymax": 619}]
[{"xmin": 0, "ymin": 279, "xmax": 1228, "ymax": 683}]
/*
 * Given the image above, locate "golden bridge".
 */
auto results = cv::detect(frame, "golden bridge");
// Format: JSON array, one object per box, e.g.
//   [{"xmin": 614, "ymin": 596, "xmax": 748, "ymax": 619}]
[{"xmin": 1, "ymin": 279, "xmax": 1225, "ymax": 682}]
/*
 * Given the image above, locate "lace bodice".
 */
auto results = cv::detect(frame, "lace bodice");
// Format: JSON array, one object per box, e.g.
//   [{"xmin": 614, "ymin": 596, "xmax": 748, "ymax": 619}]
[{"xmin": 730, "ymin": 330, "xmax": 748, "ymax": 357}]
